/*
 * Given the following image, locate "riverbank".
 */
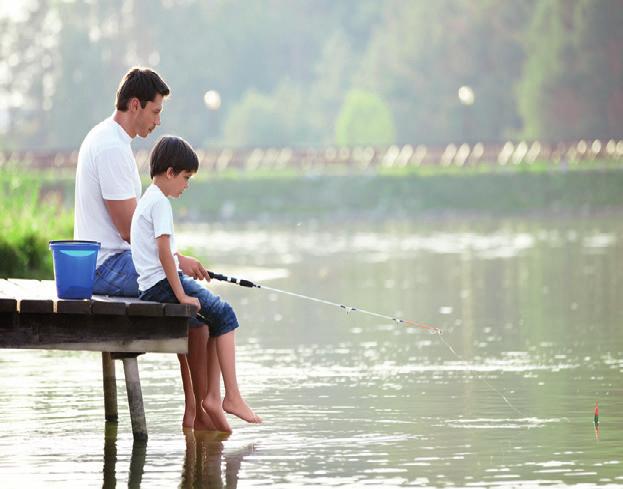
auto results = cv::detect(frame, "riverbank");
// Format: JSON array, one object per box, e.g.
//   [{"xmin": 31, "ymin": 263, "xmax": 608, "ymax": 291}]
[
  {"xmin": 4, "ymin": 165, "xmax": 623, "ymax": 222},
  {"xmin": 2, "ymin": 165, "xmax": 621, "ymax": 277},
  {"xmin": 177, "ymin": 167, "xmax": 623, "ymax": 222}
]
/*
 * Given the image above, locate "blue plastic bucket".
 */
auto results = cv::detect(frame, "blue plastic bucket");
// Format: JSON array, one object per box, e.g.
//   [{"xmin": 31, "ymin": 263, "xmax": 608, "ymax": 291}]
[{"xmin": 49, "ymin": 240, "xmax": 101, "ymax": 299}]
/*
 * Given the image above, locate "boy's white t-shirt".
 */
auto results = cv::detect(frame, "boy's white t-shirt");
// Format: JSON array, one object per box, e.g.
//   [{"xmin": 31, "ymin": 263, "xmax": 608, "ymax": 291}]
[
  {"xmin": 131, "ymin": 184, "xmax": 180, "ymax": 292},
  {"xmin": 74, "ymin": 116, "xmax": 142, "ymax": 267}
]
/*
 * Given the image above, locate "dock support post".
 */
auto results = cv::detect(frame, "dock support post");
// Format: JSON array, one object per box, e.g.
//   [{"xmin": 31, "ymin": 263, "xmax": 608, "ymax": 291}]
[
  {"xmin": 122, "ymin": 356, "xmax": 148, "ymax": 441},
  {"xmin": 102, "ymin": 352, "xmax": 118, "ymax": 422}
]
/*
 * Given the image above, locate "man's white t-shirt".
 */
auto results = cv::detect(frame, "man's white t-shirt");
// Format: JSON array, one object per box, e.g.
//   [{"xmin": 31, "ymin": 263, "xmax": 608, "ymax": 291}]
[
  {"xmin": 74, "ymin": 116, "xmax": 142, "ymax": 267},
  {"xmin": 130, "ymin": 184, "xmax": 180, "ymax": 292}
]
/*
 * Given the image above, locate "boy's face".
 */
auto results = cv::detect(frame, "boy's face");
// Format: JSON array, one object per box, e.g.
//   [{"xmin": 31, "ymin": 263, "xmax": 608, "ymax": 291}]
[{"xmin": 167, "ymin": 169, "xmax": 195, "ymax": 198}]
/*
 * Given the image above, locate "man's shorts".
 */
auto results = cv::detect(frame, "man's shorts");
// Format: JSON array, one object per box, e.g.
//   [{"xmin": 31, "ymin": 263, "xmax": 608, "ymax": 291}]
[
  {"xmin": 93, "ymin": 250, "xmax": 140, "ymax": 297},
  {"xmin": 139, "ymin": 272, "xmax": 239, "ymax": 336}
]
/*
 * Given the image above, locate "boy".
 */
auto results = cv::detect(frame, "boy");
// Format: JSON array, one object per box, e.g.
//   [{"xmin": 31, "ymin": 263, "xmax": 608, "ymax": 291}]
[{"xmin": 131, "ymin": 135, "xmax": 261, "ymax": 431}]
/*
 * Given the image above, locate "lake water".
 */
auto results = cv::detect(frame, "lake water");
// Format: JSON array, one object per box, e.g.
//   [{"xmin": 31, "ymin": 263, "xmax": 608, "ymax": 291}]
[{"xmin": 1, "ymin": 216, "xmax": 621, "ymax": 487}]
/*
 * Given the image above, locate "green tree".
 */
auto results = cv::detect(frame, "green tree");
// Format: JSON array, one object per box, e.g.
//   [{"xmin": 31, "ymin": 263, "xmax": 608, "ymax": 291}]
[
  {"xmin": 518, "ymin": 0, "xmax": 623, "ymax": 140},
  {"xmin": 222, "ymin": 82, "xmax": 309, "ymax": 147},
  {"xmin": 359, "ymin": 0, "xmax": 533, "ymax": 144},
  {"xmin": 335, "ymin": 89, "xmax": 395, "ymax": 146}
]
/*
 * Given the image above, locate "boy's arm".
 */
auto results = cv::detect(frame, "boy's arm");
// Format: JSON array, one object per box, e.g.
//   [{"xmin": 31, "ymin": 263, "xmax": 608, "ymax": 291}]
[
  {"xmin": 176, "ymin": 252, "xmax": 210, "ymax": 281},
  {"xmin": 157, "ymin": 234, "xmax": 200, "ymax": 310}
]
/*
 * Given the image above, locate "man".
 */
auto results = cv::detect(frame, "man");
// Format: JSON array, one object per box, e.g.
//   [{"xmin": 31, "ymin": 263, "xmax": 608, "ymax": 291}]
[
  {"xmin": 75, "ymin": 67, "xmax": 207, "ymax": 294},
  {"xmin": 74, "ymin": 67, "xmax": 227, "ymax": 431}
]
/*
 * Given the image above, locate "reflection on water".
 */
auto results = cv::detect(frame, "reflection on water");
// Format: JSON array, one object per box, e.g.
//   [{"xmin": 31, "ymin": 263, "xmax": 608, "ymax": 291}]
[
  {"xmin": 103, "ymin": 423, "xmax": 146, "ymax": 489},
  {"xmin": 101, "ymin": 423, "xmax": 252, "ymax": 489},
  {"xmin": 1, "ymin": 217, "xmax": 622, "ymax": 487},
  {"xmin": 180, "ymin": 430, "xmax": 254, "ymax": 489}
]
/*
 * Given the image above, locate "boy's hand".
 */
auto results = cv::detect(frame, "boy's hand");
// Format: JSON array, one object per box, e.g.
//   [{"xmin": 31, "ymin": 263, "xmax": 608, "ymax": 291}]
[
  {"xmin": 178, "ymin": 254, "xmax": 210, "ymax": 281},
  {"xmin": 180, "ymin": 295, "xmax": 201, "ymax": 312}
]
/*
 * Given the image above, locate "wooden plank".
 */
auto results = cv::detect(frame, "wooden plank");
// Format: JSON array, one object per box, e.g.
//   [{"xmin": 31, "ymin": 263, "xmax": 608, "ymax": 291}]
[
  {"xmin": 92, "ymin": 299, "xmax": 127, "ymax": 316},
  {"xmin": 111, "ymin": 352, "xmax": 145, "ymax": 359},
  {"xmin": 1, "ymin": 338, "xmax": 187, "ymax": 353},
  {"xmin": 20, "ymin": 299, "xmax": 54, "ymax": 314},
  {"xmin": 164, "ymin": 303, "xmax": 194, "ymax": 317},
  {"xmin": 5, "ymin": 279, "xmax": 55, "ymax": 314},
  {"xmin": 0, "ymin": 298, "xmax": 17, "ymax": 313},
  {"xmin": 7, "ymin": 278, "xmax": 55, "ymax": 296},
  {"xmin": 0, "ymin": 313, "xmax": 30, "ymax": 343},
  {"xmin": 127, "ymin": 302, "xmax": 164, "ymax": 317},
  {"xmin": 122, "ymin": 357, "xmax": 148, "ymax": 441},
  {"xmin": 0, "ymin": 314, "xmax": 188, "ymax": 353},
  {"xmin": 0, "ymin": 279, "xmax": 21, "ymax": 298},
  {"xmin": 102, "ymin": 353, "xmax": 118, "ymax": 422},
  {"xmin": 56, "ymin": 299, "xmax": 92, "ymax": 314}
]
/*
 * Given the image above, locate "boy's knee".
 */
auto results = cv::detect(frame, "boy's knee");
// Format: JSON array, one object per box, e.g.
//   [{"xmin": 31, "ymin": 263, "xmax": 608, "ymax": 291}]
[{"xmin": 220, "ymin": 301, "xmax": 237, "ymax": 322}]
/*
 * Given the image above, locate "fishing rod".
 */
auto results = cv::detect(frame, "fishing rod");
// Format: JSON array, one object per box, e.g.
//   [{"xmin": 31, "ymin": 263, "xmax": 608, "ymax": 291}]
[
  {"xmin": 206, "ymin": 271, "xmax": 525, "ymax": 416},
  {"xmin": 207, "ymin": 271, "xmax": 441, "ymax": 334}
]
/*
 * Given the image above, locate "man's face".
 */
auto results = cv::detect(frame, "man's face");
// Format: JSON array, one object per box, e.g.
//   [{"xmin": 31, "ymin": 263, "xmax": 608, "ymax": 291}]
[{"xmin": 134, "ymin": 94, "xmax": 164, "ymax": 138}]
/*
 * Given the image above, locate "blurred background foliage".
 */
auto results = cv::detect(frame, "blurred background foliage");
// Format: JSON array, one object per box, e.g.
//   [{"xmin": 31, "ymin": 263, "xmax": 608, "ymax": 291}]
[
  {"xmin": 0, "ymin": 0, "xmax": 621, "ymax": 151},
  {"xmin": 0, "ymin": 170, "xmax": 73, "ymax": 277}
]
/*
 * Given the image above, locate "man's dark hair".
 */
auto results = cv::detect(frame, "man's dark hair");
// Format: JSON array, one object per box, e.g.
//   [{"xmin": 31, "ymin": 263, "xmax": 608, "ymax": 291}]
[
  {"xmin": 150, "ymin": 136, "xmax": 199, "ymax": 178},
  {"xmin": 116, "ymin": 67, "xmax": 170, "ymax": 111}
]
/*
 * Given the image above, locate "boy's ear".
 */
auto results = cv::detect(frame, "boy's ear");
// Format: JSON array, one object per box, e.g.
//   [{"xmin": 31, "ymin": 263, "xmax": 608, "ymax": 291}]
[{"xmin": 166, "ymin": 167, "xmax": 176, "ymax": 178}]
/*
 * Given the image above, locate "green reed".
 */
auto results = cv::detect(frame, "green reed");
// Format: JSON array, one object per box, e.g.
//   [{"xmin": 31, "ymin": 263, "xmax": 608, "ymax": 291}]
[{"xmin": 0, "ymin": 170, "xmax": 73, "ymax": 279}]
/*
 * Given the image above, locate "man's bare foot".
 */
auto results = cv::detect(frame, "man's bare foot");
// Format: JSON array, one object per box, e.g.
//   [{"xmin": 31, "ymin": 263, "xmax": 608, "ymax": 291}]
[
  {"xmin": 182, "ymin": 408, "xmax": 195, "ymax": 429},
  {"xmin": 222, "ymin": 395, "xmax": 262, "ymax": 424},
  {"xmin": 194, "ymin": 406, "xmax": 218, "ymax": 432},
  {"xmin": 203, "ymin": 396, "xmax": 232, "ymax": 433}
]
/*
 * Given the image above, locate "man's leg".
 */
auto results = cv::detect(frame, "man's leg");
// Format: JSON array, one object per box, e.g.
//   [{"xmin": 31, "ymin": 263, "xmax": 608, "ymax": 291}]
[
  {"xmin": 93, "ymin": 251, "xmax": 139, "ymax": 296},
  {"xmin": 202, "ymin": 337, "xmax": 231, "ymax": 432},
  {"xmin": 178, "ymin": 354, "xmax": 195, "ymax": 429},
  {"xmin": 187, "ymin": 325, "xmax": 218, "ymax": 431}
]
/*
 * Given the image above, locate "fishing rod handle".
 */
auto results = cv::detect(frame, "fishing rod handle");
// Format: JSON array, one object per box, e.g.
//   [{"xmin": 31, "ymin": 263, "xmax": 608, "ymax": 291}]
[{"xmin": 208, "ymin": 271, "xmax": 256, "ymax": 288}]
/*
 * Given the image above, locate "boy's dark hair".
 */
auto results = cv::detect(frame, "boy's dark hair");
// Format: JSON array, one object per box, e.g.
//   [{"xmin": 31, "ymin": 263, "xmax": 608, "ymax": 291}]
[
  {"xmin": 116, "ymin": 67, "xmax": 170, "ymax": 111},
  {"xmin": 150, "ymin": 136, "xmax": 199, "ymax": 178}
]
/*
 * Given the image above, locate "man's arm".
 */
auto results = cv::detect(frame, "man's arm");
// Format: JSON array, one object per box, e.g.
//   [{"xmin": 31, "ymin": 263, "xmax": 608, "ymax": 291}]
[{"xmin": 104, "ymin": 198, "xmax": 137, "ymax": 243}]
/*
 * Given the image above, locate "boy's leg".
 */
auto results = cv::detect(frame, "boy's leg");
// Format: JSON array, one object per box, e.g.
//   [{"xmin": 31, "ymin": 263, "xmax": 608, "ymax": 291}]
[
  {"xmin": 178, "ymin": 354, "xmax": 195, "ymax": 429},
  {"xmin": 215, "ymin": 330, "xmax": 262, "ymax": 424},
  {"xmin": 187, "ymin": 325, "xmax": 219, "ymax": 431},
  {"xmin": 202, "ymin": 337, "xmax": 231, "ymax": 432},
  {"xmin": 179, "ymin": 274, "xmax": 260, "ymax": 425}
]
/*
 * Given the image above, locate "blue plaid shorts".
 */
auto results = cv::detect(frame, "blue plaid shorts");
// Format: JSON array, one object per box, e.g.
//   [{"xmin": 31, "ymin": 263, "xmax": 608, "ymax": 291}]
[
  {"xmin": 93, "ymin": 250, "xmax": 140, "ymax": 297},
  {"xmin": 140, "ymin": 272, "xmax": 239, "ymax": 336}
]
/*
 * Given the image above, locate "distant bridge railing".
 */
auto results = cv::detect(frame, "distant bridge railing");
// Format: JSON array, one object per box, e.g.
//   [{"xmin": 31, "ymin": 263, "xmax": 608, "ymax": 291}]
[{"xmin": 1, "ymin": 139, "xmax": 622, "ymax": 172}]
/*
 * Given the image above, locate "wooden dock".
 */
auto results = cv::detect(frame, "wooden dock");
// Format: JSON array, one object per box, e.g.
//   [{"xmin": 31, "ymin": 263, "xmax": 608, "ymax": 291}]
[{"xmin": 0, "ymin": 278, "xmax": 193, "ymax": 440}]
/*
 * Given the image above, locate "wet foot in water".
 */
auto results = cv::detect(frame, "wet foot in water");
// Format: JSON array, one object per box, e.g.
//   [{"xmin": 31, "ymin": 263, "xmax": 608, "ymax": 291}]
[{"xmin": 203, "ymin": 396, "xmax": 232, "ymax": 432}]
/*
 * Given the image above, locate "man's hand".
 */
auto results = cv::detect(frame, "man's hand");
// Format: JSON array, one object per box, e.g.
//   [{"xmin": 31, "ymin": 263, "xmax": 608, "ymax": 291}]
[{"xmin": 177, "ymin": 253, "xmax": 210, "ymax": 281}]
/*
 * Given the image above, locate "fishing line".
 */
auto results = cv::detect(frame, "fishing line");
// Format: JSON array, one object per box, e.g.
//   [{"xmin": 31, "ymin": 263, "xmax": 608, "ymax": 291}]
[
  {"xmin": 206, "ymin": 270, "xmax": 524, "ymax": 416},
  {"xmin": 207, "ymin": 271, "xmax": 440, "ymax": 334},
  {"xmin": 437, "ymin": 333, "xmax": 524, "ymax": 416}
]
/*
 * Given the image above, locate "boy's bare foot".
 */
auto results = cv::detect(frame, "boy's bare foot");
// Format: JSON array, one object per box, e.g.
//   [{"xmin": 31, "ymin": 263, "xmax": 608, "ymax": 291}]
[
  {"xmin": 203, "ymin": 397, "xmax": 232, "ymax": 433},
  {"xmin": 222, "ymin": 395, "xmax": 262, "ymax": 424},
  {"xmin": 194, "ymin": 406, "xmax": 218, "ymax": 432}
]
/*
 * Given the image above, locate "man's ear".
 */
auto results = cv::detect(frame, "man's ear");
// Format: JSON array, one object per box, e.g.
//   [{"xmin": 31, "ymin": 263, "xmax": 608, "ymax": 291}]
[{"xmin": 130, "ymin": 97, "xmax": 140, "ymax": 112}]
